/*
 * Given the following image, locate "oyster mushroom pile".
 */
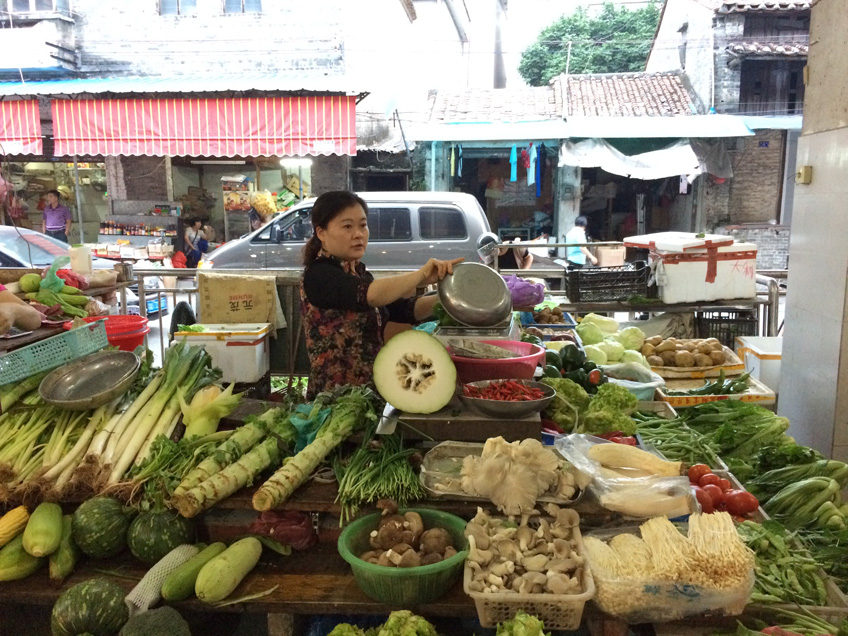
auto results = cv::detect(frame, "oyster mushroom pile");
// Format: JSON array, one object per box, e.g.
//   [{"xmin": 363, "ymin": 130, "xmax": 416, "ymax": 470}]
[
  {"xmin": 358, "ymin": 501, "xmax": 458, "ymax": 568},
  {"xmin": 464, "ymin": 503, "xmax": 585, "ymax": 596}
]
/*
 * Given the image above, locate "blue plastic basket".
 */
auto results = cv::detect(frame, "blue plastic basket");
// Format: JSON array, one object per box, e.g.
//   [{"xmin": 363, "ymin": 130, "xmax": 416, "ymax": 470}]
[{"xmin": 0, "ymin": 319, "xmax": 109, "ymax": 385}]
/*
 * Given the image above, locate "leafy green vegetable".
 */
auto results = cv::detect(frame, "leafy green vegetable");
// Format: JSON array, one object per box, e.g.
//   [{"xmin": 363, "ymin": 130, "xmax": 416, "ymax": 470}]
[
  {"xmin": 580, "ymin": 313, "xmax": 619, "ymax": 333},
  {"xmin": 496, "ymin": 610, "xmax": 550, "ymax": 636},
  {"xmin": 751, "ymin": 444, "xmax": 823, "ymax": 474},
  {"xmin": 613, "ymin": 326, "xmax": 646, "ymax": 351},
  {"xmin": 328, "ymin": 625, "xmax": 367, "ymax": 636},
  {"xmin": 575, "ymin": 321, "xmax": 605, "ymax": 345},
  {"xmin": 580, "ymin": 382, "xmax": 639, "ymax": 436},
  {"xmin": 541, "ymin": 378, "xmax": 590, "ymax": 432},
  {"xmin": 376, "ymin": 610, "xmax": 437, "ymax": 636},
  {"xmin": 619, "ymin": 349, "xmax": 649, "ymax": 368},
  {"xmin": 596, "ymin": 338, "xmax": 625, "ymax": 362},
  {"xmin": 177, "ymin": 324, "xmax": 207, "ymax": 332},
  {"xmin": 583, "ymin": 344, "xmax": 608, "ymax": 365}
]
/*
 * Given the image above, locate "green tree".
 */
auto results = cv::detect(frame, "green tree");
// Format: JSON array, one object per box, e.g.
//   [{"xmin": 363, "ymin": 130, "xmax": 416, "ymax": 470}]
[{"xmin": 518, "ymin": 1, "xmax": 662, "ymax": 86}]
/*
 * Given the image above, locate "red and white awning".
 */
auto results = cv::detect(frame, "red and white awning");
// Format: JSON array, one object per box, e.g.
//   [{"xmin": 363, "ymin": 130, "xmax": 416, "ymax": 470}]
[
  {"xmin": 0, "ymin": 100, "xmax": 43, "ymax": 155},
  {"xmin": 52, "ymin": 96, "xmax": 356, "ymax": 157}
]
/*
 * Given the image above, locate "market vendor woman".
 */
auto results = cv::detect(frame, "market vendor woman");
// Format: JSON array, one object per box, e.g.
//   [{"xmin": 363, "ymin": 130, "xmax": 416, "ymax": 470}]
[{"xmin": 301, "ymin": 191, "xmax": 462, "ymax": 399}]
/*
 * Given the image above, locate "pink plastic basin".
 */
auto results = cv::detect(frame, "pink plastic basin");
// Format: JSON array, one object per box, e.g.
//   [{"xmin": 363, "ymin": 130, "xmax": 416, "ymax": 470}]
[{"xmin": 448, "ymin": 339, "xmax": 546, "ymax": 384}]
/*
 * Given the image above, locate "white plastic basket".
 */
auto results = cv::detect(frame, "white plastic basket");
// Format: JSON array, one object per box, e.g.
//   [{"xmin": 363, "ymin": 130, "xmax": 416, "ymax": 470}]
[{"xmin": 463, "ymin": 525, "xmax": 595, "ymax": 630}]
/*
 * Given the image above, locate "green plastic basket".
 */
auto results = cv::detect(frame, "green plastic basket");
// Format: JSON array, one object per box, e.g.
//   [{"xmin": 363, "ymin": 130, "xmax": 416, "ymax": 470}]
[
  {"xmin": 337, "ymin": 508, "xmax": 469, "ymax": 606},
  {"xmin": 0, "ymin": 319, "xmax": 109, "ymax": 385}
]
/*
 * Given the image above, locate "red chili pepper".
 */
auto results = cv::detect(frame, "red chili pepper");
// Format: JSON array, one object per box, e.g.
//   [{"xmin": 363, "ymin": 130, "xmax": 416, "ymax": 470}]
[{"xmin": 608, "ymin": 436, "xmax": 638, "ymax": 446}]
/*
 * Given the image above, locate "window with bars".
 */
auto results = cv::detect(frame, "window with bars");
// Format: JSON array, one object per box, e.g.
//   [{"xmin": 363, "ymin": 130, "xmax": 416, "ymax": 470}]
[
  {"xmin": 223, "ymin": 0, "xmax": 261, "ymax": 13},
  {"xmin": 160, "ymin": 0, "xmax": 197, "ymax": 16},
  {"xmin": 9, "ymin": 0, "xmax": 69, "ymax": 12}
]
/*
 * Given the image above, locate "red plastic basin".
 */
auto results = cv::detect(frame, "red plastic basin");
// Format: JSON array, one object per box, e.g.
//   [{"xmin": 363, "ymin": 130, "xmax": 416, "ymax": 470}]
[
  {"xmin": 448, "ymin": 339, "xmax": 545, "ymax": 384},
  {"xmin": 64, "ymin": 315, "xmax": 149, "ymax": 352}
]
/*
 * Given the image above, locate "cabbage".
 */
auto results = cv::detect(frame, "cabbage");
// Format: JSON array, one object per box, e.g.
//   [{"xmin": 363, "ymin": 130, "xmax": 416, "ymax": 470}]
[
  {"xmin": 581, "ymin": 313, "xmax": 619, "ymax": 333},
  {"xmin": 596, "ymin": 338, "xmax": 625, "ymax": 362},
  {"xmin": 614, "ymin": 326, "xmax": 646, "ymax": 351},
  {"xmin": 576, "ymin": 322, "xmax": 605, "ymax": 345},
  {"xmin": 584, "ymin": 344, "xmax": 608, "ymax": 365},
  {"xmin": 502, "ymin": 274, "xmax": 545, "ymax": 307},
  {"xmin": 620, "ymin": 349, "xmax": 650, "ymax": 368}
]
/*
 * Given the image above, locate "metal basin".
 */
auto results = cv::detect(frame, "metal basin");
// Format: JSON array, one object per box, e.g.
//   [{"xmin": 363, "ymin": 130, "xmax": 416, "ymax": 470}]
[
  {"xmin": 437, "ymin": 262, "xmax": 512, "ymax": 327},
  {"xmin": 39, "ymin": 350, "xmax": 141, "ymax": 411},
  {"xmin": 458, "ymin": 380, "xmax": 556, "ymax": 419}
]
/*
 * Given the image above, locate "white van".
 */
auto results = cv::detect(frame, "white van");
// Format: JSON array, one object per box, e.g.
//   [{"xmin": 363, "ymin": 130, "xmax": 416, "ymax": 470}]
[{"xmin": 199, "ymin": 191, "xmax": 492, "ymax": 270}]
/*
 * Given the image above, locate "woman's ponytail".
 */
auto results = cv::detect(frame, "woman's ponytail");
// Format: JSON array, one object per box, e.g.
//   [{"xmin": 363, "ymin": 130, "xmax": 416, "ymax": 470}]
[{"xmin": 303, "ymin": 235, "xmax": 322, "ymax": 266}]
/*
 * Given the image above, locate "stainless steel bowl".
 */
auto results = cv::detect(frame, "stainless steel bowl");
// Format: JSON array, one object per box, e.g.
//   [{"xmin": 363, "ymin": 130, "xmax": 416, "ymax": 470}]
[
  {"xmin": 437, "ymin": 262, "xmax": 512, "ymax": 327},
  {"xmin": 458, "ymin": 380, "xmax": 556, "ymax": 419},
  {"xmin": 39, "ymin": 350, "xmax": 141, "ymax": 411}
]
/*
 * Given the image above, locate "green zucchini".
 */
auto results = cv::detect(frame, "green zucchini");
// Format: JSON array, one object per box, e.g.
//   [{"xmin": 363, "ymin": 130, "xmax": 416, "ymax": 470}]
[
  {"xmin": 49, "ymin": 515, "xmax": 80, "ymax": 585},
  {"xmin": 161, "ymin": 542, "xmax": 226, "ymax": 601},
  {"xmin": 195, "ymin": 537, "xmax": 262, "ymax": 603}
]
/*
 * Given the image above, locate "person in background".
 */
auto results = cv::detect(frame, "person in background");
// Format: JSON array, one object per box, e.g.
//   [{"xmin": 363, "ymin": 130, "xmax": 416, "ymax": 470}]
[
  {"xmin": 248, "ymin": 207, "xmax": 265, "ymax": 231},
  {"xmin": 497, "ymin": 238, "xmax": 534, "ymax": 270},
  {"xmin": 41, "ymin": 189, "xmax": 72, "ymax": 243},
  {"xmin": 0, "ymin": 284, "xmax": 42, "ymax": 335},
  {"xmin": 564, "ymin": 215, "xmax": 598, "ymax": 269},
  {"xmin": 300, "ymin": 190, "xmax": 462, "ymax": 399},
  {"xmin": 183, "ymin": 218, "xmax": 206, "ymax": 268}
]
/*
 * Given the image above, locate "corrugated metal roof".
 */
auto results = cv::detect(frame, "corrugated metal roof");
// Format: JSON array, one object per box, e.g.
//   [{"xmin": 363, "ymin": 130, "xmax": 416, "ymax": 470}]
[
  {"xmin": 560, "ymin": 72, "xmax": 700, "ymax": 117},
  {"xmin": 0, "ymin": 73, "xmax": 359, "ymax": 97},
  {"xmin": 727, "ymin": 42, "xmax": 809, "ymax": 56},
  {"xmin": 719, "ymin": 1, "xmax": 811, "ymax": 12}
]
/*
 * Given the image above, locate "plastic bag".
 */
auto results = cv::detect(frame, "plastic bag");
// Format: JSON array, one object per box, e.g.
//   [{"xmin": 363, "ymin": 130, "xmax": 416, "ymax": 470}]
[
  {"xmin": 502, "ymin": 274, "xmax": 545, "ymax": 307},
  {"xmin": 41, "ymin": 256, "xmax": 70, "ymax": 293},
  {"xmin": 602, "ymin": 362, "xmax": 665, "ymax": 400},
  {"xmin": 555, "ymin": 434, "xmax": 696, "ymax": 519}
]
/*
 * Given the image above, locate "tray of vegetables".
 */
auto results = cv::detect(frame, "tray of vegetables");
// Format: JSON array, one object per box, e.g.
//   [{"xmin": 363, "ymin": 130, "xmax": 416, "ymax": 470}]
[{"xmin": 657, "ymin": 371, "xmax": 775, "ymax": 408}]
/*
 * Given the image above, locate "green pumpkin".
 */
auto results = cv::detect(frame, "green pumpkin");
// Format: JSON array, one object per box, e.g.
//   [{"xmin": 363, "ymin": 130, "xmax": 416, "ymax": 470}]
[
  {"xmin": 71, "ymin": 497, "xmax": 134, "ymax": 559},
  {"xmin": 50, "ymin": 577, "xmax": 129, "ymax": 636},
  {"xmin": 127, "ymin": 508, "xmax": 194, "ymax": 565}
]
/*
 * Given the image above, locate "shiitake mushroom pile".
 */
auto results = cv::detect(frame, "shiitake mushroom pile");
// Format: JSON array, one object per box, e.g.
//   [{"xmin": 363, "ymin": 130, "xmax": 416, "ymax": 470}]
[{"xmin": 358, "ymin": 501, "xmax": 457, "ymax": 568}]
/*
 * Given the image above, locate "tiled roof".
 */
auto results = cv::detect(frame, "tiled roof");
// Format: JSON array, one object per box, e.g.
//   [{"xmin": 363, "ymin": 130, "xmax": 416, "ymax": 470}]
[
  {"xmin": 427, "ymin": 86, "xmax": 560, "ymax": 123},
  {"xmin": 719, "ymin": 1, "xmax": 811, "ymax": 13},
  {"xmin": 727, "ymin": 42, "xmax": 809, "ymax": 56},
  {"xmin": 561, "ymin": 72, "xmax": 698, "ymax": 117}
]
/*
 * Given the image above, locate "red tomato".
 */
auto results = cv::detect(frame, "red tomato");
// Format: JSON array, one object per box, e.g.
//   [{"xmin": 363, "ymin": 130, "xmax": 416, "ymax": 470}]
[
  {"xmin": 692, "ymin": 486, "xmax": 714, "ymax": 514},
  {"xmin": 725, "ymin": 490, "xmax": 760, "ymax": 516},
  {"xmin": 688, "ymin": 464, "xmax": 712, "ymax": 484},
  {"xmin": 588, "ymin": 369, "xmax": 603, "ymax": 385},
  {"xmin": 702, "ymin": 483, "xmax": 725, "ymax": 507},
  {"xmin": 698, "ymin": 473, "xmax": 722, "ymax": 488},
  {"xmin": 718, "ymin": 478, "xmax": 732, "ymax": 492}
]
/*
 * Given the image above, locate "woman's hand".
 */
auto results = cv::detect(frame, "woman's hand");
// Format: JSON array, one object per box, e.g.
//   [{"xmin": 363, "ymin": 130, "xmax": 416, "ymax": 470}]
[
  {"xmin": 418, "ymin": 257, "xmax": 464, "ymax": 286},
  {"xmin": 0, "ymin": 306, "xmax": 12, "ymax": 336}
]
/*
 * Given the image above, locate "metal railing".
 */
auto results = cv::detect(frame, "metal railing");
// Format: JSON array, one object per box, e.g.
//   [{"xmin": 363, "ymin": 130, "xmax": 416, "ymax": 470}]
[{"xmin": 130, "ymin": 259, "xmax": 783, "ymax": 371}]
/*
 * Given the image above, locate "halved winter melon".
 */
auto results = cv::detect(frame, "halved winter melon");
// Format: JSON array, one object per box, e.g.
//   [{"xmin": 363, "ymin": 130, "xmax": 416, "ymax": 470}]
[{"xmin": 373, "ymin": 330, "xmax": 457, "ymax": 414}]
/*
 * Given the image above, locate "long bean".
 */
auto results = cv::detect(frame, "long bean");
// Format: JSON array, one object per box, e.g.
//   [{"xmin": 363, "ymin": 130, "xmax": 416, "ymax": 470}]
[{"xmin": 635, "ymin": 417, "xmax": 722, "ymax": 467}]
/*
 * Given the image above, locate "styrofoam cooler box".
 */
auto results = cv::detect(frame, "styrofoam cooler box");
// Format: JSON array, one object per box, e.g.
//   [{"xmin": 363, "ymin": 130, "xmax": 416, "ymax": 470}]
[
  {"xmin": 735, "ymin": 336, "xmax": 782, "ymax": 395},
  {"xmin": 624, "ymin": 232, "xmax": 757, "ymax": 304},
  {"xmin": 174, "ymin": 322, "xmax": 272, "ymax": 383}
]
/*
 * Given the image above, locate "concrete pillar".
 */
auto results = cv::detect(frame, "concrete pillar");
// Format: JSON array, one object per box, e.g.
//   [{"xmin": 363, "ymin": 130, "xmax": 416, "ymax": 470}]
[{"xmin": 778, "ymin": 0, "xmax": 848, "ymax": 459}]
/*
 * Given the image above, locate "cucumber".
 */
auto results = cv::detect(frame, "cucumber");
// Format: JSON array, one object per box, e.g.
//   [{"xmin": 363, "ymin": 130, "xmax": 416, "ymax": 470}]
[
  {"xmin": 161, "ymin": 542, "xmax": 226, "ymax": 601},
  {"xmin": 195, "ymin": 537, "xmax": 262, "ymax": 603}
]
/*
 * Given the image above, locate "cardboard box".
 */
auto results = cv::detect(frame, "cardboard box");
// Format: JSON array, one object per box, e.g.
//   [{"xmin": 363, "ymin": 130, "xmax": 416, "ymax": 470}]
[
  {"xmin": 133, "ymin": 247, "xmax": 148, "ymax": 259},
  {"xmin": 591, "ymin": 245, "xmax": 626, "ymax": 267},
  {"xmin": 197, "ymin": 272, "xmax": 279, "ymax": 327},
  {"xmin": 107, "ymin": 245, "xmax": 122, "ymax": 257},
  {"xmin": 119, "ymin": 246, "xmax": 135, "ymax": 258}
]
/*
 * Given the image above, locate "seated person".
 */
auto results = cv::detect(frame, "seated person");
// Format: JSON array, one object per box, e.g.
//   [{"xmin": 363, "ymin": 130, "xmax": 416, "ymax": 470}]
[
  {"xmin": 0, "ymin": 284, "xmax": 42, "ymax": 335},
  {"xmin": 497, "ymin": 238, "xmax": 534, "ymax": 270}
]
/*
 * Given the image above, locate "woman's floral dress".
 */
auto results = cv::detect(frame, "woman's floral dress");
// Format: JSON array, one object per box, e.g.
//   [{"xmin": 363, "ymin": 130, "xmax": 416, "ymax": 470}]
[{"xmin": 300, "ymin": 254, "xmax": 416, "ymax": 400}]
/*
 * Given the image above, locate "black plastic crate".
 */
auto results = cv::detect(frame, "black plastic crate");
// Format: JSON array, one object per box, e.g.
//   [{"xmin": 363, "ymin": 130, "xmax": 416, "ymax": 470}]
[
  {"xmin": 696, "ymin": 310, "xmax": 759, "ymax": 349},
  {"xmin": 566, "ymin": 261, "xmax": 651, "ymax": 302}
]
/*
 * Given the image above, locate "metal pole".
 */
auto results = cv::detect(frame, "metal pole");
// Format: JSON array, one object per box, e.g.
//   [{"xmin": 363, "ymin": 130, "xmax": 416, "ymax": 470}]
[
  {"xmin": 756, "ymin": 274, "xmax": 780, "ymax": 336},
  {"xmin": 298, "ymin": 166, "xmax": 303, "ymax": 201},
  {"xmin": 72, "ymin": 156, "xmax": 85, "ymax": 242}
]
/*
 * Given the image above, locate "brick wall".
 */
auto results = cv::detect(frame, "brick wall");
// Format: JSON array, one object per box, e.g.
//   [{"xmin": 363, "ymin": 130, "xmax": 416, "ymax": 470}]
[
  {"xmin": 726, "ymin": 130, "xmax": 786, "ymax": 224},
  {"xmin": 714, "ymin": 14, "xmax": 744, "ymax": 112},
  {"xmin": 716, "ymin": 224, "xmax": 790, "ymax": 270},
  {"xmin": 311, "ymin": 155, "xmax": 350, "ymax": 194}
]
